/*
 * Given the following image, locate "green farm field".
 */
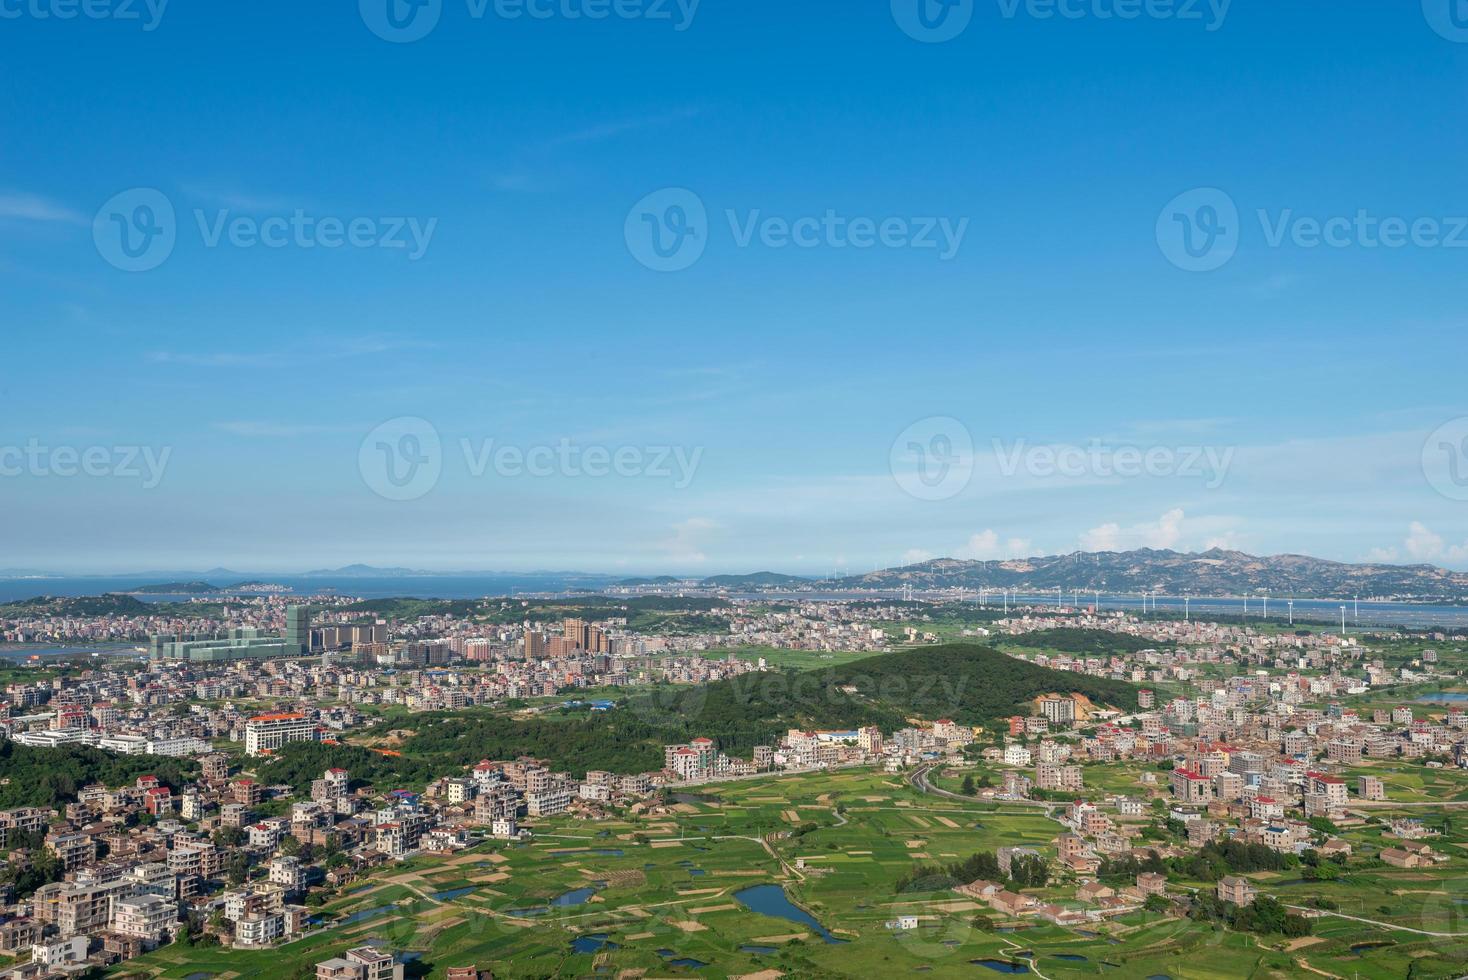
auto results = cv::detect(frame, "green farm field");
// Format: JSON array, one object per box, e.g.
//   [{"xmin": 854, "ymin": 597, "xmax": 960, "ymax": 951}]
[{"xmin": 111, "ymin": 767, "xmax": 1468, "ymax": 979}]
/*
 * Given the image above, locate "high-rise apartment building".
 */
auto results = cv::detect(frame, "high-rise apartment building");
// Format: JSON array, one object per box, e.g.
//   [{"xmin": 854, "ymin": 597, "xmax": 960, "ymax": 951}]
[{"xmin": 285, "ymin": 605, "xmax": 311, "ymax": 654}]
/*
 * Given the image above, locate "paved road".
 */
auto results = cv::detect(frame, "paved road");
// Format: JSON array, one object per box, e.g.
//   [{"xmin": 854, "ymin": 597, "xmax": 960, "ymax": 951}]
[
  {"xmin": 908, "ymin": 764, "xmax": 966, "ymax": 800},
  {"xmin": 909, "ymin": 764, "xmax": 1058, "ymax": 817},
  {"xmin": 1273, "ymin": 902, "xmax": 1467, "ymax": 938}
]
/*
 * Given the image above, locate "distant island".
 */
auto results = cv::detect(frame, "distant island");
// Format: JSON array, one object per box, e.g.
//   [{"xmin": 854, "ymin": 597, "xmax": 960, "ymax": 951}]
[
  {"xmin": 616, "ymin": 571, "xmax": 811, "ymax": 589},
  {"xmin": 828, "ymin": 548, "xmax": 1468, "ymax": 603},
  {"xmin": 12, "ymin": 548, "xmax": 1468, "ymax": 603},
  {"xmin": 120, "ymin": 581, "xmax": 293, "ymax": 595},
  {"xmin": 123, "ymin": 581, "xmax": 223, "ymax": 595}
]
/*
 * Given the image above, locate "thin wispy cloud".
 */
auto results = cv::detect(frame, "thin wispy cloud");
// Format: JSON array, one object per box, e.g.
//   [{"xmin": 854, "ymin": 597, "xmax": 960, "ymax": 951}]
[
  {"xmin": 490, "ymin": 108, "xmax": 707, "ymax": 194},
  {"xmin": 148, "ymin": 350, "xmax": 275, "ymax": 368},
  {"xmin": 0, "ymin": 191, "xmax": 86, "ymax": 225},
  {"xmin": 213, "ymin": 421, "xmax": 349, "ymax": 438},
  {"xmin": 489, "ymin": 173, "xmax": 551, "ymax": 193},
  {"xmin": 537, "ymin": 107, "xmax": 705, "ymax": 151},
  {"xmin": 148, "ymin": 334, "xmax": 434, "ymax": 369},
  {"xmin": 180, "ymin": 183, "xmax": 310, "ymax": 212}
]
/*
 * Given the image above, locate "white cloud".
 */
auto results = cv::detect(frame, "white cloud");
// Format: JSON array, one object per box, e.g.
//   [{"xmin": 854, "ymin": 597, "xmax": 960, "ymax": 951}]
[
  {"xmin": 901, "ymin": 548, "xmax": 934, "ymax": 564},
  {"xmin": 955, "ymin": 530, "xmax": 1032, "ymax": 560},
  {"xmin": 660, "ymin": 517, "xmax": 718, "ymax": 564},
  {"xmin": 1367, "ymin": 523, "xmax": 1468, "ymax": 566},
  {"xmin": 1081, "ymin": 508, "xmax": 1185, "ymax": 552},
  {"xmin": 1400, "ymin": 521, "xmax": 1468, "ymax": 564}
]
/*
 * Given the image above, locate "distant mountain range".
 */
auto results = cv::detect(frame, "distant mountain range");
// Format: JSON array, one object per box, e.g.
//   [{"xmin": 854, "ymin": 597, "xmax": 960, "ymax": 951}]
[
  {"xmin": 616, "ymin": 571, "xmax": 811, "ymax": 588},
  {"xmin": 6, "ymin": 551, "xmax": 1467, "ymax": 602},
  {"xmin": 829, "ymin": 548, "xmax": 1468, "ymax": 600}
]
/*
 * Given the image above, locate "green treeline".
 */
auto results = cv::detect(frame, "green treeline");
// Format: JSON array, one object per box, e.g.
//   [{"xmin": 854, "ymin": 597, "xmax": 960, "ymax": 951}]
[
  {"xmin": 0, "ymin": 741, "xmax": 198, "ymax": 809},
  {"xmin": 1002, "ymin": 628, "xmax": 1160, "ymax": 656},
  {"xmin": 261, "ymin": 644, "xmax": 1135, "ymax": 791}
]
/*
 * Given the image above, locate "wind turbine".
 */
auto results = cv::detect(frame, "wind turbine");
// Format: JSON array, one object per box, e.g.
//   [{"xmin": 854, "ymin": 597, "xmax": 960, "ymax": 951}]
[{"xmin": 1288, "ymin": 599, "xmax": 1294, "ymax": 625}]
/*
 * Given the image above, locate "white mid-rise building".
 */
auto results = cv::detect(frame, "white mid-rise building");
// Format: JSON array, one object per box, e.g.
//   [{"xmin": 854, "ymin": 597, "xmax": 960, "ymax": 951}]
[
  {"xmin": 110, "ymin": 894, "xmax": 177, "ymax": 943},
  {"xmin": 244, "ymin": 713, "xmax": 318, "ymax": 756}
]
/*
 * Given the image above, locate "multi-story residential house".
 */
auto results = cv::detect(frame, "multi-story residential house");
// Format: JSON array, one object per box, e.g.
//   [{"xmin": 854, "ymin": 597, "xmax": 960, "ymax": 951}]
[
  {"xmin": 109, "ymin": 893, "xmax": 177, "ymax": 944},
  {"xmin": 234, "ymin": 912, "xmax": 284, "ymax": 947},
  {"xmin": 269, "ymin": 856, "xmax": 309, "ymax": 895},
  {"xmin": 316, "ymin": 946, "xmax": 405, "ymax": 980},
  {"xmin": 1170, "ymin": 768, "xmax": 1213, "ymax": 804},
  {"xmin": 45, "ymin": 833, "xmax": 95, "ymax": 872},
  {"xmin": 1217, "ymin": 876, "xmax": 1256, "ymax": 905},
  {"xmin": 34, "ymin": 878, "xmax": 138, "ymax": 938},
  {"xmin": 0, "ymin": 805, "xmax": 50, "ymax": 840}
]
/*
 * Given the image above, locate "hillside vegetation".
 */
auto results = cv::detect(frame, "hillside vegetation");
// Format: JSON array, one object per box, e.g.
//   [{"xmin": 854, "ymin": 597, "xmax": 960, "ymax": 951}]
[
  {"xmin": 263, "ymin": 644, "xmax": 1135, "ymax": 789},
  {"xmin": 0, "ymin": 742, "xmax": 198, "ymax": 808},
  {"xmin": 834, "ymin": 547, "xmax": 1468, "ymax": 600},
  {"xmin": 0, "ymin": 594, "xmax": 155, "ymax": 617},
  {"xmin": 1001, "ymin": 627, "xmax": 1160, "ymax": 656}
]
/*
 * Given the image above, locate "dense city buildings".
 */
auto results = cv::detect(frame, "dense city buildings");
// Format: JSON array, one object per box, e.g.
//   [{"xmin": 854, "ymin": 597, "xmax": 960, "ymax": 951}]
[{"xmin": 0, "ymin": 590, "xmax": 1463, "ymax": 976}]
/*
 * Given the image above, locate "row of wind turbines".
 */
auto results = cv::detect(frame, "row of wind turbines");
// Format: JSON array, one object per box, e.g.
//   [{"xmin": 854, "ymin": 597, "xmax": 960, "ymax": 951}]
[{"xmin": 940, "ymin": 586, "xmax": 1367, "ymax": 632}]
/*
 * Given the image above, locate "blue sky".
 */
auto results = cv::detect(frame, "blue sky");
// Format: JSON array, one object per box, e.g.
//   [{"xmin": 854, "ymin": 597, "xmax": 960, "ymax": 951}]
[{"xmin": 3, "ymin": 0, "xmax": 1468, "ymax": 574}]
